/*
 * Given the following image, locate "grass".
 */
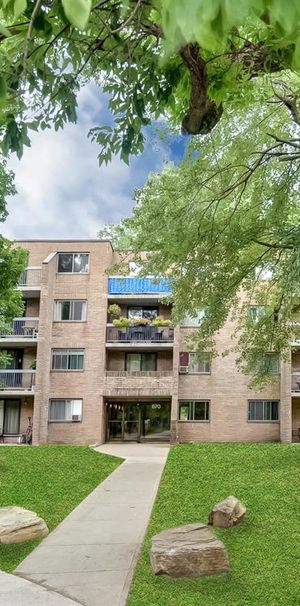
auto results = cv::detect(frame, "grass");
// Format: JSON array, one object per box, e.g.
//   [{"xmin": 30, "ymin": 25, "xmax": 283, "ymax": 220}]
[
  {"xmin": 0, "ymin": 445, "xmax": 122, "ymax": 572},
  {"xmin": 127, "ymin": 443, "xmax": 300, "ymax": 606}
]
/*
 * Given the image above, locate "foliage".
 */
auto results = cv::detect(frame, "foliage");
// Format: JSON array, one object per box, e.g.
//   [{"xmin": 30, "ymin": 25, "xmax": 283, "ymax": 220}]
[
  {"xmin": 0, "ymin": 235, "xmax": 26, "ymax": 362},
  {"xmin": 112, "ymin": 316, "xmax": 131, "ymax": 327},
  {"xmin": 128, "ymin": 443, "xmax": 300, "ymax": 606},
  {"xmin": 108, "ymin": 303, "xmax": 122, "ymax": 318},
  {"xmin": 0, "ymin": 1, "xmax": 299, "ymax": 164},
  {"xmin": 0, "ymin": 445, "xmax": 122, "ymax": 572},
  {"xmin": 152, "ymin": 316, "xmax": 172, "ymax": 326},
  {"xmin": 105, "ymin": 84, "xmax": 300, "ymax": 383}
]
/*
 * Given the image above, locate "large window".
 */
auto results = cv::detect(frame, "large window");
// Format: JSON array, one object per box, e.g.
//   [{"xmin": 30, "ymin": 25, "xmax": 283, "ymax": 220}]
[
  {"xmin": 57, "ymin": 253, "xmax": 89, "ymax": 273},
  {"xmin": 54, "ymin": 300, "xmax": 87, "ymax": 321},
  {"xmin": 178, "ymin": 400, "xmax": 210, "ymax": 421},
  {"xmin": 127, "ymin": 306, "xmax": 158, "ymax": 321},
  {"xmin": 179, "ymin": 352, "xmax": 210, "ymax": 374},
  {"xmin": 255, "ymin": 353, "xmax": 280, "ymax": 374},
  {"xmin": 249, "ymin": 306, "xmax": 266, "ymax": 323},
  {"xmin": 52, "ymin": 349, "xmax": 84, "ymax": 371},
  {"xmin": 49, "ymin": 399, "xmax": 82, "ymax": 422},
  {"xmin": 248, "ymin": 400, "xmax": 279, "ymax": 422},
  {"xmin": 181, "ymin": 310, "xmax": 206, "ymax": 327},
  {"xmin": 125, "ymin": 352, "xmax": 157, "ymax": 372}
]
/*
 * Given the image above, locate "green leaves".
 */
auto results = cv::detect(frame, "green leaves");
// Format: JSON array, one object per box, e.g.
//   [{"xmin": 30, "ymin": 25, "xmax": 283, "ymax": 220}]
[
  {"xmin": 13, "ymin": 0, "xmax": 26, "ymax": 18},
  {"xmin": 61, "ymin": 0, "xmax": 92, "ymax": 30}
]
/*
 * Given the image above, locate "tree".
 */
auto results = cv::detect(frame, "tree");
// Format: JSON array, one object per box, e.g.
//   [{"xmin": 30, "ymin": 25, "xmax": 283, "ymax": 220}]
[
  {"xmin": 0, "ymin": 161, "xmax": 26, "ymax": 354},
  {"xmin": 101, "ymin": 84, "xmax": 300, "ymax": 383},
  {"xmin": 0, "ymin": 1, "xmax": 300, "ymax": 164}
]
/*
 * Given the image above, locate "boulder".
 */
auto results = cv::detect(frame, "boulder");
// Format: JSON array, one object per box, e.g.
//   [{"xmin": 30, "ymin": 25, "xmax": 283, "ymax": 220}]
[
  {"xmin": 0, "ymin": 506, "xmax": 49, "ymax": 544},
  {"xmin": 208, "ymin": 496, "xmax": 246, "ymax": 528},
  {"xmin": 150, "ymin": 523, "xmax": 230, "ymax": 578}
]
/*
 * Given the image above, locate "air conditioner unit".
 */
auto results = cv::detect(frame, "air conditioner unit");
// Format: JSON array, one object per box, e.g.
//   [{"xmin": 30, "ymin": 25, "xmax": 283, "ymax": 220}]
[
  {"xmin": 72, "ymin": 415, "xmax": 81, "ymax": 422},
  {"xmin": 179, "ymin": 366, "xmax": 189, "ymax": 374}
]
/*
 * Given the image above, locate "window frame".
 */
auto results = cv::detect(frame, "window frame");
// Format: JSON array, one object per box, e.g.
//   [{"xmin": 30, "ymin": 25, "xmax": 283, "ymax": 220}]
[
  {"xmin": 53, "ymin": 300, "xmax": 87, "ymax": 322},
  {"xmin": 57, "ymin": 252, "xmax": 89, "ymax": 274},
  {"xmin": 178, "ymin": 400, "xmax": 210, "ymax": 422},
  {"xmin": 48, "ymin": 399, "xmax": 83, "ymax": 423},
  {"xmin": 179, "ymin": 352, "xmax": 211, "ymax": 374},
  {"xmin": 51, "ymin": 349, "xmax": 85, "ymax": 372},
  {"xmin": 248, "ymin": 399, "xmax": 279, "ymax": 422},
  {"xmin": 125, "ymin": 352, "xmax": 157, "ymax": 372}
]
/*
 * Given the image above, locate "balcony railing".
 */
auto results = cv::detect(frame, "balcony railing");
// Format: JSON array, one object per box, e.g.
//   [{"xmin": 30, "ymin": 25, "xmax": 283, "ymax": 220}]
[
  {"xmin": 106, "ymin": 326, "xmax": 174, "ymax": 343},
  {"xmin": 0, "ymin": 318, "xmax": 38, "ymax": 339},
  {"xmin": 105, "ymin": 371, "xmax": 173, "ymax": 377},
  {"xmin": 0, "ymin": 370, "xmax": 35, "ymax": 391},
  {"xmin": 18, "ymin": 267, "xmax": 42, "ymax": 287},
  {"xmin": 108, "ymin": 276, "xmax": 173, "ymax": 295}
]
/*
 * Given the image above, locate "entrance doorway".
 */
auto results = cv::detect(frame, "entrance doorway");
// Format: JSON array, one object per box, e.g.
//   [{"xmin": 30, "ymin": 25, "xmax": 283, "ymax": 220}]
[
  {"xmin": 0, "ymin": 399, "xmax": 21, "ymax": 435},
  {"xmin": 106, "ymin": 401, "xmax": 171, "ymax": 442}
]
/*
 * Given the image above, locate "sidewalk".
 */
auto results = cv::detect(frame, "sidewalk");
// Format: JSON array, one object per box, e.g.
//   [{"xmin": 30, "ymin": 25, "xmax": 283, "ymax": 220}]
[
  {"xmin": 0, "ymin": 570, "xmax": 79, "ymax": 606},
  {"xmin": 15, "ymin": 443, "xmax": 169, "ymax": 606}
]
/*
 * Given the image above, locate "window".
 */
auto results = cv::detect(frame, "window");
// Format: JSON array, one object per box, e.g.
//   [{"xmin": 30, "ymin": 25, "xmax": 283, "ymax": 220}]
[
  {"xmin": 49, "ymin": 399, "xmax": 82, "ymax": 422},
  {"xmin": 255, "ymin": 266, "xmax": 273, "ymax": 281},
  {"xmin": 249, "ymin": 306, "xmax": 266, "ymax": 323},
  {"xmin": 248, "ymin": 400, "xmax": 279, "ymax": 422},
  {"xmin": 179, "ymin": 352, "xmax": 211, "ymax": 373},
  {"xmin": 57, "ymin": 253, "xmax": 89, "ymax": 273},
  {"xmin": 181, "ymin": 310, "xmax": 206, "ymax": 327},
  {"xmin": 125, "ymin": 353, "xmax": 157, "ymax": 372},
  {"xmin": 178, "ymin": 400, "xmax": 210, "ymax": 421},
  {"xmin": 254, "ymin": 353, "xmax": 280, "ymax": 374},
  {"xmin": 127, "ymin": 306, "xmax": 158, "ymax": 321},
  {"xmin": 52, "ymin": 349, "xmax": 84, "ymax": 371},
  {"xmin": 54, "ymin": 300, "xmax": 87, "ymax": 321}
]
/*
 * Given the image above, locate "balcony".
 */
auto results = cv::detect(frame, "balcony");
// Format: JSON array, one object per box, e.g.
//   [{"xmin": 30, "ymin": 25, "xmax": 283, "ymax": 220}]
[
  {"xmin": 106, "ymin": 326, "xmax": 174, "ymax": 348},
  {"xmin": 104, "ymin": 370, "xmax": 173, "ymax": 397},
  {"xmin": 0, "ymin": 318, "xmax": 38, "ymax": 344},
  {"xmin": 18, "ymin": 267, "xmax": 42, "ymax": 297},
  {"xmin": 0, "ymin": 370, "xmax": 35, "ymax": 395},
  {"xmin": 108, "ymin": 277, "xmax": 172, "ymax": 300}
]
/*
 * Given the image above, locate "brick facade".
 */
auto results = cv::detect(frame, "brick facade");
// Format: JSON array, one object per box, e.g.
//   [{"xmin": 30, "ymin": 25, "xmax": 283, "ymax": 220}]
[{"xmin": 0, "ymin": 239, "xmax": 295, "ymax": 445}]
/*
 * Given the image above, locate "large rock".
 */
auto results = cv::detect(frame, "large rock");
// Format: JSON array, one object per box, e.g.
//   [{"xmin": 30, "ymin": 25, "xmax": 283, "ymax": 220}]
[
  {"xmin": 150, "ymin": 523, "xmax": 230, "ymax": 578},
  {"xmin": 0, "ymin": 506, "xmax": 49, "ymax": 544},
  {"xmin": 208, "ymin": 496, "xmax": 246, "ymax": 528}
]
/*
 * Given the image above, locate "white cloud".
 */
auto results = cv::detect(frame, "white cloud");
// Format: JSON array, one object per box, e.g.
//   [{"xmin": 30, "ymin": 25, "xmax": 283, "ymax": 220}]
[{"xmin": 2, "ymin": 85, "xmax": 164, "ymax": 240}]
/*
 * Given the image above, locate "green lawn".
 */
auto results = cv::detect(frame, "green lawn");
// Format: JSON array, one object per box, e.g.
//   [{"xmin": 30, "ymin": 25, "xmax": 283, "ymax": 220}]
[
  {"xmin": 0, "ymin": 445, "xmax": 122, "ymax": 572},
  {"xmin": 127, "ymin": 443, "xmax": 300, "ymax": 606}
]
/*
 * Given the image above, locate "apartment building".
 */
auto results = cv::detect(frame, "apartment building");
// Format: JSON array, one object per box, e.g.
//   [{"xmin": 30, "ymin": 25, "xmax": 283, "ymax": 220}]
[{"xmin": 0, "ymin": 239, "xmax": 297, "ymax": 444}]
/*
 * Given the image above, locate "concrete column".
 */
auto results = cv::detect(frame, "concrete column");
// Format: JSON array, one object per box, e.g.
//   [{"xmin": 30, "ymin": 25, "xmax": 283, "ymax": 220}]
[{"xmin": 280, "ymin": 351, "xmax": 292, "ymax": 443}]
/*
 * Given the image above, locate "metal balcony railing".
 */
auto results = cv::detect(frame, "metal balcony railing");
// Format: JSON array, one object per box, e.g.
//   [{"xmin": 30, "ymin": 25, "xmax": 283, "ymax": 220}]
[
  {"xmin": 106, "ymin": 326, "xmax": 174, "ymax": 343},
  {"xmin": 0, "ymin": 318, "xmax": 39, "ymax": 338},
  {"xmin": 18, "ymin": 267, "xmax": 42, "ymax": 287},
  {"xmin": 0, "ymin": 370, "xmax": 35, "ymax": 390},
  {"xmin": 108, "ymin": 276, "xmax": 172, "ymax": 295}
]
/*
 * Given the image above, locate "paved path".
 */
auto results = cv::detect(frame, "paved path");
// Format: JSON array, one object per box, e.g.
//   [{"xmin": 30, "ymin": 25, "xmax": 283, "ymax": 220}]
[
  {"xmin": 15, "ymin": 443, "xmax": 169, "ymax": 606},
  {"xmin": 0, "ymin": 570, "xmax": 78, "ymax": 606}
]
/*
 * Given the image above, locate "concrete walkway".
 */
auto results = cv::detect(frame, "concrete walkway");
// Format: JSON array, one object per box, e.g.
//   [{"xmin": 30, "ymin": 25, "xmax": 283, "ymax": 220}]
[
  {"xmin": 15, "ymin": 443, "xmax": 169, "ymax": 606},
  {"xmin": 0, "ymin": 570, "xmax": 79, "ymax": 606}
]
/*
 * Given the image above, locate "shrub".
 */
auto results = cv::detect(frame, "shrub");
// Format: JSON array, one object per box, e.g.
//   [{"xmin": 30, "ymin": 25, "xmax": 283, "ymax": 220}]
[
  {"xmin": 112, "ymin": 317, "xmax": 131, "ymax": 327},
  {"xmin": 108, "ymin": 304, "xmax": 122, "ymax": 318}
]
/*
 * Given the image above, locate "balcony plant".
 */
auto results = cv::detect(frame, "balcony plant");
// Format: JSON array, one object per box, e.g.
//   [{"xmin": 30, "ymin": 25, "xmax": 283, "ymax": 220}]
[
  {"xmin": 112, "ymin": 317, "xmax": 131, "ymax": 327},
  {"xmin": 130, "ymin": 317, "xmax": 150, "ymax": 326},
  {"xmin": 152, "ymin": 316, "xmax": 173, "ymax": 327},
  {"xmin": 108, "ymin": 304, "xmax": 122, "ymax": 319}
]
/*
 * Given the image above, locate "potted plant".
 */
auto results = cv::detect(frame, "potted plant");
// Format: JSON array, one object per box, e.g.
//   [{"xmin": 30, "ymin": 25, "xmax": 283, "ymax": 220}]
[
  {"xmin": 130, "ymin": 317, "xmax": 150, "ymax": 327},
  {"xmin": 152, "ymin": 316, "xmax": 172, "ymax": 327},
  {"xmin": 113, "ymin": 317, "xmax": 131, "ymax": 327},
  {"xmin": 108, "ymin": 304, "xmax": 122, "ymax": 319}
]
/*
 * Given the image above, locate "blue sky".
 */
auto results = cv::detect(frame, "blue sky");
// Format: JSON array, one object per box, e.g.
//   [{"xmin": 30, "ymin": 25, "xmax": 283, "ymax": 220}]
[{"xmin": 2, "ymin": 84, "xmax": 186, "ymax": 240}]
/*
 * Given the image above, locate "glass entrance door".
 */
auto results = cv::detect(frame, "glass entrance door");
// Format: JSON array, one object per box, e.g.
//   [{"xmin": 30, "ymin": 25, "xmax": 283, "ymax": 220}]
[
  {"xmin": 106, "ymin": 401, "xmax": 171, "ymax": 442},
  {"xmin": 140, "ymin": 402, "xmax": 171, "ymax": 441}
]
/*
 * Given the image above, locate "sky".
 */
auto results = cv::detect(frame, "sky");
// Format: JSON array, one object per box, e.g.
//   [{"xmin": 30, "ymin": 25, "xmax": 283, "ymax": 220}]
[{"xmin": 2, "ymin": 84, "xmax": 186, "ymax": 241}]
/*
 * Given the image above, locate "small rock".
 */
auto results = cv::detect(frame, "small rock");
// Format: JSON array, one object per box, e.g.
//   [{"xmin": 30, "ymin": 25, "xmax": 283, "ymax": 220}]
[
  {"xmin": 150, "ymin": 523, "xmax": 230, "ymax": 578},
  {"xmin": 0, "ymin": 506, "xmax": 49, "ymax": 544},
  {"xmin": 208, "ymin": 496, "xmax": 246, "ymax": 528}
]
